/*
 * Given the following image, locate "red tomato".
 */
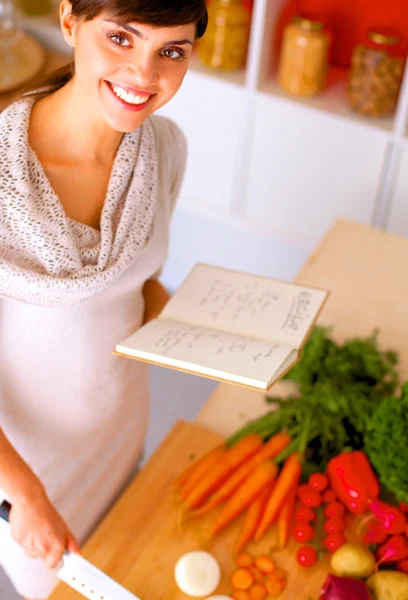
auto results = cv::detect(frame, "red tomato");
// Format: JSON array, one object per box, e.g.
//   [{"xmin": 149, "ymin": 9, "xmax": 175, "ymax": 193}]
[
  {"xmin": 399, "ymin": 502, "xmax": 408, "ymax": 514},
  {"xmin": 292, "ymin": 521, "xmax": 315, "ymax": 543},
  {"xmin": 297, "ymin": 485, "xmax": 322, "ymax": 508},
  {"xmin": 397, "ymin": 558, "xmax": 408, "ymax": 574},
  {"xmin": 294, "ymin": 506, "xmax": 316, "ymax": 522},
  {"xmin": 296, "ymin": 546, "xmax": 318, "ymax": 568},
  {"xmin": 323, "ymin": 517, "xmax": 345, "ymax": 534},
  {"xmin": 324, "ymin": 501, "xmax": 346, "ymax": 518},
  {"xmin": 322, "ymin": 489, "xmax": 337, "ymax": 504},
  {"xmin": 324, "ymin": 532, "xmax": 346, "ymax": 553},
  {"xmin": 308, "ymin": 473, "xmax": 329, "ymax": 492}
]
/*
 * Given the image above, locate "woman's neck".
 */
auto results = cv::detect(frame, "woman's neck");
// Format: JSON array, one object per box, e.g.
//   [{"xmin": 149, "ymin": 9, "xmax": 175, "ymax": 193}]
[{"xmin": 28, "ymin": 79, "xmax": 123, "ymax": 167}]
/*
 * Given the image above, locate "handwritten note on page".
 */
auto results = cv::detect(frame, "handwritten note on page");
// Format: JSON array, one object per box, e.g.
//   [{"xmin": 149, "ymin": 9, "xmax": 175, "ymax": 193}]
[
  {"xmin": 161, "ymin": 264, "xmax": 327, "ymax": 349},
  {"xmin": 116, "ymin": 318, "xmax": 296, "ymax": 388}
]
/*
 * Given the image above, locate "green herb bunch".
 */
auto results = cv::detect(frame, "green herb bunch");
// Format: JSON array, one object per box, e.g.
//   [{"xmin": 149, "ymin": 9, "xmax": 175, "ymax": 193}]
[
  {"xmin": 365, "ymin": 382, "xmax": 408, "ymax": 503},
  {"xmin": 228, "ymin": 327, "xmax": 399, "ymax": 476}
]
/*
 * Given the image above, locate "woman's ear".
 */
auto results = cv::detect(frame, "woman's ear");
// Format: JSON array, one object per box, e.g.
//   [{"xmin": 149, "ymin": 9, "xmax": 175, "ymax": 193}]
[{"xmin": 60, "ymin": 0, "xmax": 77, "ymax": 48}]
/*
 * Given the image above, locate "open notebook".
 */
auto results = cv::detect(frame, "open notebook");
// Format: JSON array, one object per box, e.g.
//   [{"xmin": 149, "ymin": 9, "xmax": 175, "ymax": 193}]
[{"xmin": 115, "ymin": 263, "xmax": 329, "ymax": 391}]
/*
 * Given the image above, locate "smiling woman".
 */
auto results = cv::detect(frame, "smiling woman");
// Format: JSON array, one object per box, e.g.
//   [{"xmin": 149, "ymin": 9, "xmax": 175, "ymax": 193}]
[{"xmin": 0, "ymin": 1, "xmax": 207, "ymax": 599}]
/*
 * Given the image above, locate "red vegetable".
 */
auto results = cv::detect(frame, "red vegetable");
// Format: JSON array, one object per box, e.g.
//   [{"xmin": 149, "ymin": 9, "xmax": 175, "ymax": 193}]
[
  {"xmin": 362, "ymin": 521, "xmax": 389, "ymax": 545},
  {"xmin": 308, "ymin": 473, "xmax": 329, "ymax": 492},
  {"xmin": 292, "ymin": 522, "xmax": 315, "ymax": 543},
  {"xmin": 324, "ymin": 532, "xmax": 346, "ymax": 553},
  {"xmin": 327, "ymin": 451, "xmax": 379, "ymax": 514},
  {"xmin": 324, "ymin": 502, "xmax": 345, "ymax": 518},
  {"xmin": 376, "ymin": 534, "xmax": 408, "ymax": 565},
  {"xmin": 400, "ymin": 502, "xmax": 408, "ymax": 514},
  {"xmin": 297, "ymin": 485, "xmax": 321, "ymax": 508},
  {"xmin": 324, "ymin": 517, "xmax": 345, "ymax": 534},
  {"xmin": 368, "ymin": 499, "xmax": 407, "ymax": 535},
  {"xmin": 294, "ymin": 506, "xmax": 316, "ymax": 522},
  {"xmin": 397, "ymin": 558, "xmax": 408, "ymax": 574},
  {"xmin": 296, "ymin": 546, "xmax": 318, "ymax": 568},
  {"xmin": 320, "ymin": 575, "xmax": 370, "ymax": 600},
  {"xmin": 322, "ymin": 489, "xmax": 337, "ymax": 504}
]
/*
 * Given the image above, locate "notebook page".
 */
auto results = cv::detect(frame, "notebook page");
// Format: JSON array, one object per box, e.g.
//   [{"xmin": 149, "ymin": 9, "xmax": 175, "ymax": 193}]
[
  {"xmin": 161, "ymin": 264, "xmax": 328, "ymax": 349},
  {"xmin": 116, "ymin": 318, "xmax": 296, "ymax": 388}
]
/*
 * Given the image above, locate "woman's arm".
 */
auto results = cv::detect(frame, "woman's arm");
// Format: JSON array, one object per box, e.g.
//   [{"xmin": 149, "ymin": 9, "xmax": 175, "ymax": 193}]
[
  {"xmin": 0, "ymin": 427, "xmax": 43, "ymax": 503},
  {"xmin": 142, "ymin": 278, "xmax": 171, "ymax": 324}
]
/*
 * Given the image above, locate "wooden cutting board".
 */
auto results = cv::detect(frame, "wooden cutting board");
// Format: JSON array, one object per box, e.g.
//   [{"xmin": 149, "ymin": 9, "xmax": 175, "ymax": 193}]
[{"xmin": 49, "ymin": 420, "xmax": 334, "ymax": 600}]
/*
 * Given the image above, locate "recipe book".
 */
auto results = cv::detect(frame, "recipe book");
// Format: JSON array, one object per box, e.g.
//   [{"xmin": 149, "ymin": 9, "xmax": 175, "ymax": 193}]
[{"xmin": 114, "ymin": 264, "xmax": 329, "ymax": 391}]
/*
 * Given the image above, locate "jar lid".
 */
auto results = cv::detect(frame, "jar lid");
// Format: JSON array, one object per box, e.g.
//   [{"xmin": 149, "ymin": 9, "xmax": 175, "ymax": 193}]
[
  {"xmin": 368, "ymin": 28, "xmax": 400, "ymax": 46},
  {"xmin": 294, "ymin": 16, "xmax": 324, "ymax": 31}
]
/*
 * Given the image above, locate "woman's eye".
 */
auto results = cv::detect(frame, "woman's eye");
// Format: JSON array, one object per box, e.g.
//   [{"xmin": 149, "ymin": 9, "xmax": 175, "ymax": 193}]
[
  {"xmin": 107, "ymin": 32, "xmax": 131, "ymax": 47},
  {"xmin": 161, "ymin": 48, "xmax": 186, "ymax": 61}
]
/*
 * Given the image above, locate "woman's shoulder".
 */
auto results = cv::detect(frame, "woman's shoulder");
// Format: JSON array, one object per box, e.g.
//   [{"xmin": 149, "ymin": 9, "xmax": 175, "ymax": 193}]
[
  {"xmin": 0, "ymin": 97, "xmax": 33, "ymax": 145},
  {"xmin": 148, "ymin": 114, "xmax": 187, "ymax": 165}
]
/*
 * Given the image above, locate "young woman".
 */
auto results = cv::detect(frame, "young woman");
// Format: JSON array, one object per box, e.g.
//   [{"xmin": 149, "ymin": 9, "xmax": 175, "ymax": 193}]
[{"xmin": 0, "ymin": 1, "xmax": 207, "ymax": 598}]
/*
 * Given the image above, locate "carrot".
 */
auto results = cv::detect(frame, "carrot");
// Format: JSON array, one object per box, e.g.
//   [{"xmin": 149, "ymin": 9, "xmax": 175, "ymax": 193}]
[
  {"xmin": 249, "ymin": 583, "xmax": 267, "ymax": 600},
  {"xmin": 173, "ymin": 445, "xmax": 225, "ymax": 489},
  {"xmin": 255, "ymin": 555, "xmax": 275, "ymax": 574},
  {"xmin": 236, "ymin": 553, "xmax": 255, "ymax": 568},
  {"xmin": 265, "ymin": 577, "xmax": 283, "ymax": 597},
  {"xmin": 234, "ymin": 485, "xmax": 273, "ymax": 555},
  {"xmin": 276, "ymin": 478, "xmax": 298, "ymax": 549},
  {"xmin": 183, "ymin": 434, "xmax": 263, "ymax": 510},
  {"xmin": 231, "ymin": 568, "xmax": 254, "ymax": 590},
  {"xmin": 232, "ymin": 591, "xmax": 251, "ymax": 600},
  {"xmin": 192, "ymin": 432, "xmax": 291, "ymax": 516},
  {"xmin": 248, "ymin": 566, "xmax": 263, "ymax": 583},
  {"xmin": 273, "ymin": 568, "xmax": 286, "ymax": 581},
  {"xmin": 179, "ymin": 446, "xmax": 227, "ymax": 498},
  {"xmin": 208, "ymin": 460, "xmax": 278, "ymax": 537},
  {"xmin": 254, "ymin": 452, "xmax": 302, "ymax": 542}
]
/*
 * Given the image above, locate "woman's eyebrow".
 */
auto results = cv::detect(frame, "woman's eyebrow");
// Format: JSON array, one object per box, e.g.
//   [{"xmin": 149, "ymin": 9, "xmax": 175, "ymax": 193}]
[{"xmin": 103, "ymin": 19, "xmax": 193, "ymax": 46}]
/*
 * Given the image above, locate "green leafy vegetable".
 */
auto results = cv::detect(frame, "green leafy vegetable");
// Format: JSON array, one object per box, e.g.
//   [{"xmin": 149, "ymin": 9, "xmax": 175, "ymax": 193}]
[
  {"xmin": 365, "ymin": 383, "xmax": 408, "ymax": 503},
  {"xmin": 227, "ymin": 327, "xmax": 399, "ymax": 476}
]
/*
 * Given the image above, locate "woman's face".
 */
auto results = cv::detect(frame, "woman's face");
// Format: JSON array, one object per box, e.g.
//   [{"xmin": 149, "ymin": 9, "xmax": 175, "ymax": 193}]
[{"xmin": 61, "ymin": 2, "xmax": 195, "ymax": 132}]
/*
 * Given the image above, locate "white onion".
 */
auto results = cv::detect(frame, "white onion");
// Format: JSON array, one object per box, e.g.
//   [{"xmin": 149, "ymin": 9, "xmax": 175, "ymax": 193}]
[{"xmin": 174, "ymin": 551, "xmax": 221, "ymax": 597}]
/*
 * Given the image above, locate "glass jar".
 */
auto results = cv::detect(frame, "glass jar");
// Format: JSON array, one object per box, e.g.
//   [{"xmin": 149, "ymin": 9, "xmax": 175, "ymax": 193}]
[
  {"xmin": 278, "ymin": 16, "xmax": 330, "ymax": 97},
  {"xmin": 197, "ymin": 0, "xmax": 251, "ymax": 72},
  {"xmin": 18, "ymin": 0, "xmax": 53, "ymax": 16},
  {"xmin": 347, "ymin": 28, "xmax": 406, "ymax": 118}
]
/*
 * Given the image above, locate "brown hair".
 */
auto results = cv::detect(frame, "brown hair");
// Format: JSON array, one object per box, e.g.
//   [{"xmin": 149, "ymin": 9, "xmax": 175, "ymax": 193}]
[{"xmin": 24, "ymin": 0, "xmax": 208, "ymax": 96}]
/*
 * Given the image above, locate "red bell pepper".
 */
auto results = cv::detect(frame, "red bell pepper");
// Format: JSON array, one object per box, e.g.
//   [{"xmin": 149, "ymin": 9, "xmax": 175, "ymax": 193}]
[{"xmin": 327, "ymin": 450, "xmax": 379, "ymax": 514}]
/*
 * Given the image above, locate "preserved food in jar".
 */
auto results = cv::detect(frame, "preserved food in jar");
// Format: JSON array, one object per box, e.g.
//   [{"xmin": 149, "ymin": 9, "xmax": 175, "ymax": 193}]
[
  {"xmin": 347, "ymin": 28, "xmax": 405, "ymax": 117},
  {"xmin": 278, "ymin": 16, "xmax": 330, "ymax": 97},
  {"xmin": 197, "ymin": 0, "xmax": 251, "ymax": 71}
]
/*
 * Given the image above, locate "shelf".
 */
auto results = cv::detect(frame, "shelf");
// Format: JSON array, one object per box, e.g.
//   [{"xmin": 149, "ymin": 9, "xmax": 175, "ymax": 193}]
[
  {"xmin": 189, "ymin": 53, "xmax": 247, "ymax": 88},
  {"xmin": 259, "ymin": 68, "xmax": 395, "ymax": 136}
]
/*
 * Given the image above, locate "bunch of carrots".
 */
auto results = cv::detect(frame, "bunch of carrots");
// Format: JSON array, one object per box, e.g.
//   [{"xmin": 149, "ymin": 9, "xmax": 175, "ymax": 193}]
[{"xmin": 173, "ymin": 417, "xmax": 312, "ymax": 553}]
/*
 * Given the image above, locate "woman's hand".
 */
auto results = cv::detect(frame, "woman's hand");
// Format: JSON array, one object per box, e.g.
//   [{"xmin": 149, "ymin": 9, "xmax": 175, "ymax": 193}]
[
  {"xmin": 142, "ymin": 279, "xmax": 171, "ymax": 324},
  {"xmin": 9, "ymin": 489, "xmax": 81, "ymax": 569}
]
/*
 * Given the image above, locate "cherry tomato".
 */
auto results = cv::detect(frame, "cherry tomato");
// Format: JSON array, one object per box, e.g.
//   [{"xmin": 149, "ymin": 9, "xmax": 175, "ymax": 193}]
[
  {"xmin": 322, "ymin": 489, "xmax": 337, "ymax": 504},
  {"xmin": 308, "ymin": 473, "xmax": 329, "ymax": 492},
  {"xmin": 292, "ymin": 521, "xmax": 315, "ymax": 543},
  {"xmin": 294, "ymin": 506, "xmax": 316, "ymax": 522},
  {"xmin": 324, "ymin": 532, "xmax": 346, "ymax": 553},
  {"xmin": 323, "ymin": 517, "xmax": 345, "ymax": 534},
  {"xmin": 297, "ymin": 485, "xmax": 322, "ymax": 508},
  {"xmin": 324, "ymin": 501, "xmax": 345, "ymax": 518},
  {"xmin": 399, "ymin": 502, "xmax": 408, "ymax": 514},
  {"xmin": 296, "ymin": 546, "xmax": 318, "ymax": 568}
]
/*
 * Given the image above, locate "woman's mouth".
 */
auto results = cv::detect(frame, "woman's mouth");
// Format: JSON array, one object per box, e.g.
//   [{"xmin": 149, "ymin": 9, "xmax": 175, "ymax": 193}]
[{"xmin": 105, "ymin": 81, "xmax": 155, "ymax": 112}]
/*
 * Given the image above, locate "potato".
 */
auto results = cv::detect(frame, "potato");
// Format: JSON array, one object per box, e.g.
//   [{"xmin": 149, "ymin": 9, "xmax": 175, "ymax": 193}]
[
  {"xmin": 367, "ymin": 571, "xmax": 408, "ymax": 600},
  {"xmin": 330, "ymin": 543, "xmax": 375, "ymax": 579}
]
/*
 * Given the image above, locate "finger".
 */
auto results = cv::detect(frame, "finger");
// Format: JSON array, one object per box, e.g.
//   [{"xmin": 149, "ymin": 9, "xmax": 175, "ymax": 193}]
[
  {"xmin": 66, "ymin": 533, "xmax": 81, "ymax": 554},
  {"xmin": 43, "ymin": 542, "xmax": 65, "ymax": 569},
  {"xmin": 24, "ymin": 548, "xmax": 41, "ymax": 559}
]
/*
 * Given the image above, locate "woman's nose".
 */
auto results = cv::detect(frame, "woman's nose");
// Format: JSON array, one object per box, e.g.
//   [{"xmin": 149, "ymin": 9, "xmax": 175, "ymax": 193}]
[{"xmin": 123, "ymin": 55, "xmax": 158, "ymax": 89}]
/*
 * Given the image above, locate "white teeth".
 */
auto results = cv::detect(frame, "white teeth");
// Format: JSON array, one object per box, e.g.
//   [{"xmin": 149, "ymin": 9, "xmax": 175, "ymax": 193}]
[{"xmin": 111, "ymin": 84, "xmax": 150, "ymax": 105}]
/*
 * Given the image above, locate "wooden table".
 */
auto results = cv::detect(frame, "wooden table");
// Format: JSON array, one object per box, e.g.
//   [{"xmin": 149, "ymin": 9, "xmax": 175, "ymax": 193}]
[{"xmin": 47, "ymin": 217, "xmax": 408, "ymax": 599}]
